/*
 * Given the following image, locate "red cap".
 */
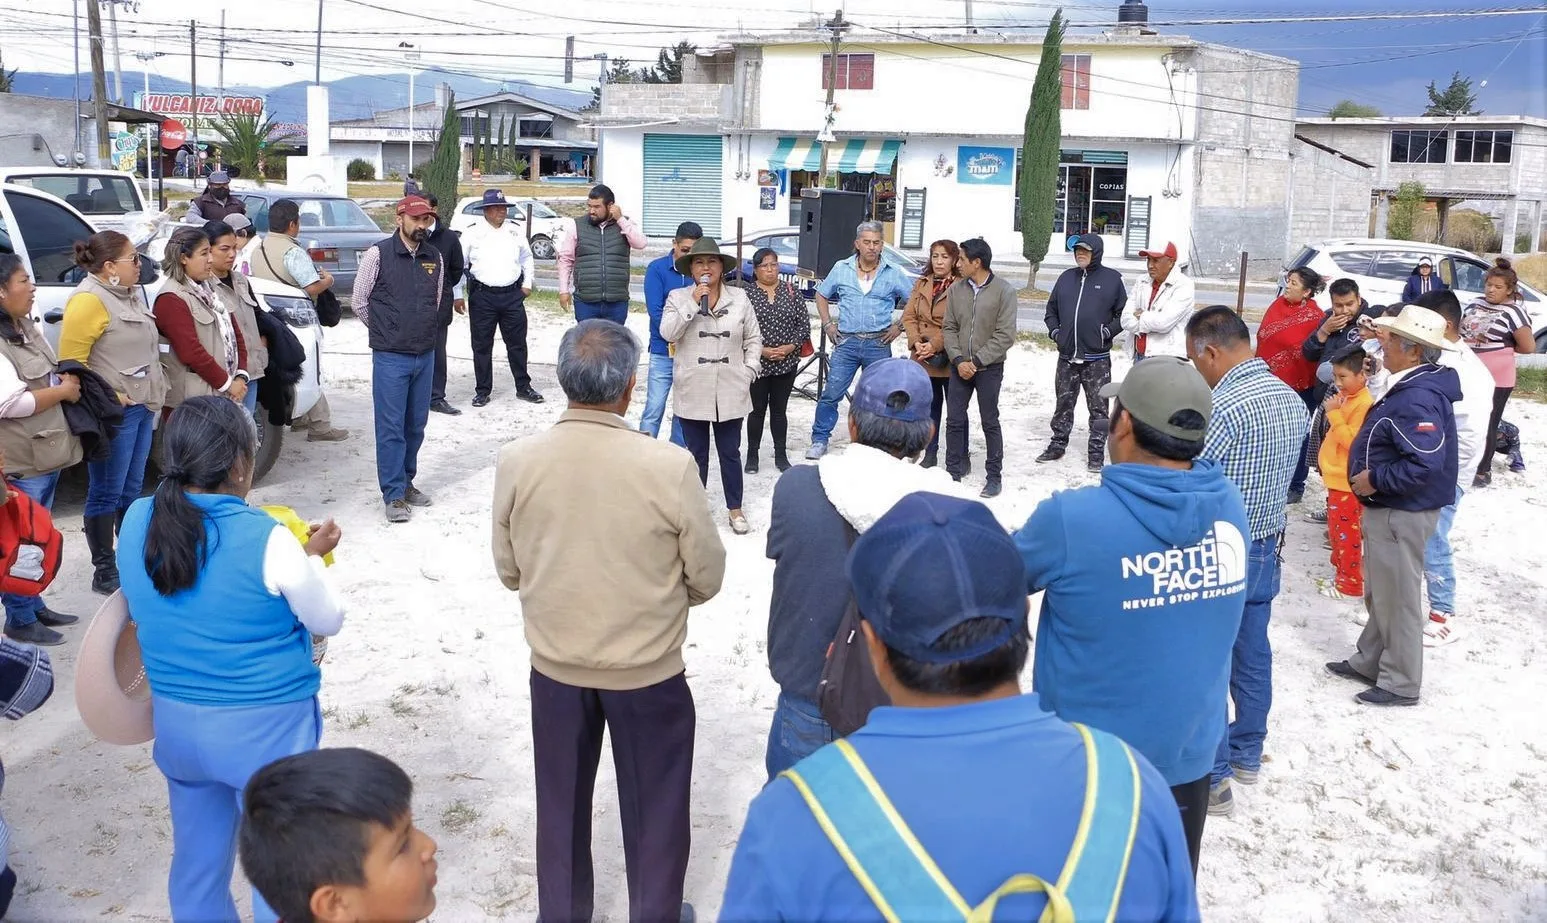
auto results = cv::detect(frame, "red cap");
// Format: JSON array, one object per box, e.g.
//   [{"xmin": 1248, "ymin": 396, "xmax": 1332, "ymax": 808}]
[
  {"xmin": 396, "ymin": 195, "xmax": 433, "ymax": 217},
  {"xmin": 1138, "ymin": 241, "xmax": 1178, "ymax": 261}
]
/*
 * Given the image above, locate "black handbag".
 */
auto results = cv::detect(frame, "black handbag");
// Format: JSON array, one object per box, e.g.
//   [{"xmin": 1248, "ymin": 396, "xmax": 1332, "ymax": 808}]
[{"xmin": 314, "ymin": 289, "xmax": 342, "ymax": 327}]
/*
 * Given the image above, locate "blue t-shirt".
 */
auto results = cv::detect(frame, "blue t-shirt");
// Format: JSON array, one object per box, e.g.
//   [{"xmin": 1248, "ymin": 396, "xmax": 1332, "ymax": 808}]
[
  {"xmin": 117, "ymin": 493, "xmax": 320, "ymax": 707},
  {"xmin": 721, "ymin": 694, "xmax": 1199, "ymax": 920},
  {"xmin": 1015, "ymin": 461, "xmax": 1249, "ymax": 785},
  {"xmin": 644, "ymin": 253, "xmax": 690, "ymax": 356}
]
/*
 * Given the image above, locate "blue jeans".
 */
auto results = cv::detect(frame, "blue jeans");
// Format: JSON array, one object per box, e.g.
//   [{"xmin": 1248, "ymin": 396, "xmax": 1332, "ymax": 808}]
[
  {"xmin": 86, "ymin": 402, "xmax": 155, "ymax": 518},
  {"xmin": 241, "ymin": 381, "xmax": 258, "ymax": 417},
  {"xmin": 372, "ymin": 350, "xmax": 434, "ymax": 503},
  {"xmin": 639, "ymin": 353, "xmax": 686, "ymax": 446},
  {"xmin": 573, "ymin": 299, "xmax": 628, "ymax": 325},
  {"xmin": 811, "ymin": 336, "xmax": 893, "ymax": 445},
  {"xmin": 1423, "ymin": 486, "xmax": 1464, "ymax": 616},
  {"xmin": 1212, "ymin": 533, "xmax": 1283, "ymax": 784},
  {"xmin": 764, "ymin": 692, "xmax": 836, "ymax": 782},
  {"xmin": 2, "ymin": 473, "xmax": 60, "ymax": 629},
  {"xmin": 152, "ymin": 695, "xmax": 322, "ymax": 923}
]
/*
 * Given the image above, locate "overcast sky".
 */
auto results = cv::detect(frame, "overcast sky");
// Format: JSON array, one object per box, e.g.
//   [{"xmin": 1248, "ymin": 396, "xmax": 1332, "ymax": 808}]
[{"xmin": 3, "ymin": 0, "xmax": 1543, "ymax": 117}]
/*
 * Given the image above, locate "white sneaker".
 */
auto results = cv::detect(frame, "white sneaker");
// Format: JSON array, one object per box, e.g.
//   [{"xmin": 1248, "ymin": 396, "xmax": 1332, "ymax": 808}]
[
  {"xmin": 1351, "ymin": 607, "xmax": 1369, "ymax": 627},
  {"xmin": 1423, "ymin": 614, "xmax": 1461, "ymax": 647},
  {"xmin": 1316, "ymin": 579, "xmax": 1355, "ymax": 601},
  {"xmin": 805, "ymin": 442, "xmax": 828, "ymax": 460}
]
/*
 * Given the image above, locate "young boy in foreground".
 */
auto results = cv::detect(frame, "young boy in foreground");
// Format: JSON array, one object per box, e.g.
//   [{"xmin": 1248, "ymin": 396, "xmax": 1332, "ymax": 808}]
[
  {"xmin": 1318, "ymin": 348, "xmax": 1373, "ymax": 601},
  {"xmin": 240, "ymin": 748, "xmax": 438, "ymax": 923}
]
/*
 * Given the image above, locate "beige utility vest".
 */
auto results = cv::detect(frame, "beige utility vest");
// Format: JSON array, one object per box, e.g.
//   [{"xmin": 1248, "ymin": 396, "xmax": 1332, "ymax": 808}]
[
  {"xmin": 73, "ymin": 274, "xmax": 167, "ymax": 412},
  {"xmin": 250, "ymin": 233, "xmax": 304, "ymax": 290},
  {"xmin": 0, "ymin": 318, "xmax": 83, "ymax": 479},
  {"xmin": 216, "ymin": 273, "xmax": 266, "ymax": 380},
  {"xmin": 159, "ymin": 277, "xmax": 236, "ymax": 410}
]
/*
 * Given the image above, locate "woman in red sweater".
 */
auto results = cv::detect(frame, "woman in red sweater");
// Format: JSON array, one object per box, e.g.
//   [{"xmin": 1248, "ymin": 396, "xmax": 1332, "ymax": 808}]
[
  {"xmin": 1256, "ymin": 266, "xmax": 1325, "ymax": 503},
  {"xmin": 154, "ymin": 226, "xmax": 248, "ymax": 422}
]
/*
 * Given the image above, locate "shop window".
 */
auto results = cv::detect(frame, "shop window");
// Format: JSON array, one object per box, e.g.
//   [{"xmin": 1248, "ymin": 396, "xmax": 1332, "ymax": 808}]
[
  {"xmin": 1061, "ymin": 55, "xmax": 1091, "ymax": 110},
  {"xmin": 1453, "ymin": 129, "xmax": 1512, "ymax": 164},
  {"xmin": 1390, "ymin": 130, "xmax": 1447, "ymax": 164},
  {"xmin": 820, "ymin": 54, "xmax": 875, "ymax": 91}
]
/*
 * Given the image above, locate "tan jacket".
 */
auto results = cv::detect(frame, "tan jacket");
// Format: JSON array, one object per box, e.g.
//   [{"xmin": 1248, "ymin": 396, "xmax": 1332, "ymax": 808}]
[
  {"xmin": 159, "ymin": 277, "xmax": 237, "ymax": 410},
  {"xmin": 492, "ymin": 409, "xmax": 727, "ymax": 690},
  {"xmin": 902, "ymin": 277, "xmax": 954, "ymax": 379},
  {"xmin": 0, "ymin": 319, "xmax": 82, "ymax": 479},
  {"xmin": 71, "ymin": 274, "xmax": 167, "ymax": 412},
  {"xmin": 217, "ymin": 273, "xmax": 267, "ymax": 379},
  {"xmin": 661, "ymin": 284, "xmax": 762, "ymax": 422},
  {"xmin": 250, "ymin": 232, "xmax": 304, "ymax": 289}
]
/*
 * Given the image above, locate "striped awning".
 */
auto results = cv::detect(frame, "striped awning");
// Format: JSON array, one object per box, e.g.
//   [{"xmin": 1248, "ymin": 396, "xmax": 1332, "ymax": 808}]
[{"xmin": 768, "ymin": 137, "xmax": 901, "ymax": 174}]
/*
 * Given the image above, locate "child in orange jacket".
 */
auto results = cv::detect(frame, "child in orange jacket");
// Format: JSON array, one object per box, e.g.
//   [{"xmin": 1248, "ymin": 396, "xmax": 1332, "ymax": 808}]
[{"xmin": 1317, "ymin": 349, "xmax": 1374, "ymax": 599}]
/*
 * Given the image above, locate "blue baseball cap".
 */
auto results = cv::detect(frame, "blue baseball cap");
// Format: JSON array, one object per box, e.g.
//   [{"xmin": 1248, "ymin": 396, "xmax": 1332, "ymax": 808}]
[
  {"xmin": 851, "ymin": 357, "xmax": 934, "ymax": 423},
  {"xmin": 846, "ymin": 492, "xmax": 1029, "ymax": 664}
]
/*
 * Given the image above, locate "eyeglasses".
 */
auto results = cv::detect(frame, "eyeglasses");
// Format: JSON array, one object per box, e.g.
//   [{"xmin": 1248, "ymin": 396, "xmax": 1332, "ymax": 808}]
[{"xmin": 107, "ymin": 253, "xmax": 142, "ymax": 265}]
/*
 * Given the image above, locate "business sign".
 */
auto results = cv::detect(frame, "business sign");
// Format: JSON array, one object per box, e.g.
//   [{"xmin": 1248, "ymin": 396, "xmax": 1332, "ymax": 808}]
[
  {"xmin": 109, "ymin": 132, "xmax": 141, "ymax": 173},
  {"xmin": 758, "ymin": 186, "xmax": 777, "ymax": 210},
  {"xmin": 159, "ymin": 119, "xmax": 187, "ymax": 148},
  {"xmin": 957, "ymin": 146, "xmax": 1015, "ymax": 185},
  {"xmin": 134, "ymin": 92, "xmax": 266, "ymax": 119}
]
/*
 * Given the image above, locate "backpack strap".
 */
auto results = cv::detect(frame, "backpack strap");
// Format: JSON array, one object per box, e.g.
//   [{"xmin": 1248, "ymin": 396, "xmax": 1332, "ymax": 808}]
[
  {"xmin": 1053, "ymin": 724, "xmax": 1143, "ymax": 923},
  {"xmin": 782, "ymin": 739, "xmax": 969, "ymax": 922}
]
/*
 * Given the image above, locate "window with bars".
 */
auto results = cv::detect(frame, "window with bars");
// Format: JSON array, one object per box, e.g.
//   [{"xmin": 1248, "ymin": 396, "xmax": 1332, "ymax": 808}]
[
  {"xmin": 1389, "ymin": 130, "xmax": 1448, "ymax": 164},
  {"xmin": 1453, "ymin": 129, "xmax": 1513, "ymax": 164},
  {"xmin": 820, "ymin": 53, "xmax": 875, "ymax": 90},
  {"xmin": 1061, "ymin": 54, "xmax": 1092, "ymax": 110}
]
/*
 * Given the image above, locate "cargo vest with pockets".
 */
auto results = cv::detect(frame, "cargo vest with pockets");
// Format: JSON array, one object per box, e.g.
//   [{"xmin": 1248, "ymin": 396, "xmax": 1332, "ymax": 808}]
[
  {"xmin": 782, "ymin": 723, "xmax": 1142, "ymax": 923},
  {"xmin": 216, "ymin": 272, "xmax": 266, "ymax": 381},
  {"xmin": 0, "ymin": 317, "xmax": 83, "ymax": 479},
  {"xmin": 159, "ymin": 277, "xmax": 236, "ymax": 411},
  {"xmin": 571, "ymin": 218, "xmax": 631, "ymax": 305},
  {"xmin": 251, "ymin": 233, "xmax": 306, "ymax": 292},
  {"xmin": 73, "ymin": 274, "xmax": 167, "ymax": 412}
]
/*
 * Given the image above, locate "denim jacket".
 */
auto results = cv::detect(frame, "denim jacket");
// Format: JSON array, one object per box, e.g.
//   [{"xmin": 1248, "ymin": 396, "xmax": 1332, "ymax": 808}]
[{"xmin": 816, "ymin": 256, "xmax": 913, "ymax": 334}]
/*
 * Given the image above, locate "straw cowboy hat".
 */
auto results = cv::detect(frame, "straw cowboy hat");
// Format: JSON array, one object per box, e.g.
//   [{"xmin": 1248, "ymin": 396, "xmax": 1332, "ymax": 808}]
[
  {"xmin": 673, "ymin": 238, "xmax": 738, "ymax": 277},
  {"xmin": 1374, "ymin": 304, "xmax": 1456, "ymax": 352},
  {"xmin": 75, "ymin": 590, "xmax": 153, "ymax": 746}
]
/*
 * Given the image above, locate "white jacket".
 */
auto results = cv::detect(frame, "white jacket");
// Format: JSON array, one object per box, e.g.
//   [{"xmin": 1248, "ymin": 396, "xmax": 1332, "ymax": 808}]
[
  {"xmin": 1121, "ymin": 271, "xmax": 1197, "ymax": 358},
  {"xmin": 1439, "ymin": 342, "xmax": 1495, "ymax": 492}
]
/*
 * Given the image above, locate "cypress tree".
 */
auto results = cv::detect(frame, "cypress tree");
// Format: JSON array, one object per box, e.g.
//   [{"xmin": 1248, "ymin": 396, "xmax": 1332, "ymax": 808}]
[
  {"xmin": 420, "ymin": 90, "xmax": 462, "ymax": 225},
  {"xmin": 495, "ymin": 114, "xmax": 507, "ymax": 173},
  {"xmin": 1019, "ymin": 10, "xmax": 1065, "ymax": 291}
]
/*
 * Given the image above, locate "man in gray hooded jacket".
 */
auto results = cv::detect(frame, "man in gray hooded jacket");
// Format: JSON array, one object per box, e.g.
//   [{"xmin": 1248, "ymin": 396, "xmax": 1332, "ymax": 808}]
[{"xmin": 1039, "ymin": 233, "xmax": 1128, "ymax": 471}]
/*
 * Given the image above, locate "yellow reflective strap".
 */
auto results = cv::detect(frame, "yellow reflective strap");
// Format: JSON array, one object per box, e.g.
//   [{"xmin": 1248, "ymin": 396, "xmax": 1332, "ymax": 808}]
[
  {"xmin": 782, "ymin": 767, "xmax": 906, "ymax": 923},
  {"xmin": 1054, "ymin": 724, "xmax": 1102, "ymax": 897},
  {"xmin": 968, "ymin": 874, "xmax": 1075, "ymax": 923},
  {"xmin": 833, "ymin": 740, "xmax": 974, "ymax": 917},
  {"xmin": 1102, "ymin": 743, "xmax": 1144, "ymax": 923}
]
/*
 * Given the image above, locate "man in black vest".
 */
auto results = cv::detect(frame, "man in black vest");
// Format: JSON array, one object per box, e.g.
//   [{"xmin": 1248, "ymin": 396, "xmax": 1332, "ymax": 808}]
[
  {"xmin": 186, "ymin": 170, "xmax": 247, "ymax": 222},
  {"xmin": 557, "ymin": 183, "xmax": 645, "ymax": 324},
  {"xmin": 423, "ymin": 194, "xmax": 467, "ymax": 415},
  {"xmin": 351, "ymin": 196, "xmax": 445, "ymax": 523}
]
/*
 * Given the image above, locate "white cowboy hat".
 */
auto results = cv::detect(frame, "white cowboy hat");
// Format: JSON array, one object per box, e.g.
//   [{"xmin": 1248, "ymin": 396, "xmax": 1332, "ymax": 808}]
[
  {"xmin": 1374, "ymin": 304, "xmax": 1455, "ymax": 352},
  {"xmin": 74, "ymin": 590, "xmax": 153, "ymax": 746}
]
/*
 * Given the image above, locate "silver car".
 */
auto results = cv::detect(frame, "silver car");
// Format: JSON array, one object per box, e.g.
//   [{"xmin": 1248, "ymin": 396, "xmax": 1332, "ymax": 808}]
[{"xmin": 236, "ymin": 190, "xmax": 387, "ymax": 300}]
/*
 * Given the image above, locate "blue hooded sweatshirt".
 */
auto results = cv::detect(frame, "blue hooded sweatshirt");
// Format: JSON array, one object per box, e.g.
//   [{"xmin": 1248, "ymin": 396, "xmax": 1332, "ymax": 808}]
[{"xmin": 1014, "ymin": 459, "xmax": 1249, "ymax": 786}]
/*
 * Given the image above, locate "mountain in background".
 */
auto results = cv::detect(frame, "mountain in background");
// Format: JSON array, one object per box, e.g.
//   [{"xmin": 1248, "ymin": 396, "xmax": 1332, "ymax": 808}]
[{"xmin": 6, "ymin": 70, "xmax": 594, "ymax": 123}]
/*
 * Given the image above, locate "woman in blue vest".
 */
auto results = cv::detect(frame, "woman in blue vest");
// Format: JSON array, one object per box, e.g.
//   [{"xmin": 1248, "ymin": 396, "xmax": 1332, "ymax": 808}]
[{"xmin": 116, "ymin": 395, "xmax": 346, "ymax": 922}]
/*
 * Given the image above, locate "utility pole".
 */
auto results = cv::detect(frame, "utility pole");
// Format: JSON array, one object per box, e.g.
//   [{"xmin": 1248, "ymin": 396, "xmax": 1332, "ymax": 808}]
[
  {"xmin": 108, "ymin": 0, "xmax": 125, "ymax": 103},
  {"xmin": 189, "ymin": 19, "xmax": 198, "ymax": 174},
  {"xmin": 135, "ymin": 50, "xmax": 158, "ymax": 203},
  {"xmin": 87, "ymin": 0, "xmax": 111, "ymax": 166},
  {"xmin": 73, "ymin": 0, "xmax": 83, "ymax": 155},
  {"xmin": 314, "ymin": 0, "xmax": 324, "ymax": 85},
  {"xmin": 816, "ymin": 8, "xmax": 849, "ymax": 185},
  {"xmin": 965, "ymin": 0, "xmax": 974, "ymax": 27},
  {"xmin": 217, "ymin": 10, "xmax": 226, "ymax": 103},
  {"xmin": 400, "ymin": 42, "xmax": 419, "ymax": 175}
]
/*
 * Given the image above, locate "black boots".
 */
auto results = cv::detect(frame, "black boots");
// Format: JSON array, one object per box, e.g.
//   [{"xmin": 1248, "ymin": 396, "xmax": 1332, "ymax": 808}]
[{"xmin": 84, "ymin": 514, "xmax": 119, "ymax": 596}]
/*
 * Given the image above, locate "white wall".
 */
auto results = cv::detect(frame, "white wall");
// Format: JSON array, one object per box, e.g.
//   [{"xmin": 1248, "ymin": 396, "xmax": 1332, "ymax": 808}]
[
  {"xmin": 330, "ymin": 141, "xmax": 382, "ymax": 177},
  {"xmin": 755, "ymin": 42, "xmax": 1195, "ymax": 141},
  {"xmin": 598, "ymin": 130, "xmax": 645, "ymax": 216}
]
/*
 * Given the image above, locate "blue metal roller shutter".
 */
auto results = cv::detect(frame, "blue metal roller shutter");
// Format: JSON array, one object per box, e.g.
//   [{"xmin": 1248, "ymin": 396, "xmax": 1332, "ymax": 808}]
[{"xmin": 642, "ymin": 134, "xmax": 723, "ymax": 238}]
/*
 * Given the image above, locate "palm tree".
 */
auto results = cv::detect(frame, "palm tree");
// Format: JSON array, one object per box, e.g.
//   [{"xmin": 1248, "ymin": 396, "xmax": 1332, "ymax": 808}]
[{"xmin": 210, "ymin": 112, "xmax": 298, "ymax": 185}]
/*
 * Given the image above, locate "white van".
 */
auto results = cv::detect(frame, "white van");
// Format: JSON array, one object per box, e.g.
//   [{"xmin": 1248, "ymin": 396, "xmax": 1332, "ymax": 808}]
[{"xmin": 0, "ymin": 182, "xmax": 321, "ymax": 481}]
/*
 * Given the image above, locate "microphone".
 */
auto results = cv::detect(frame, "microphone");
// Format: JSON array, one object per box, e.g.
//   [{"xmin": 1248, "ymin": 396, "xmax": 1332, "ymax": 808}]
[{"xmin": 698, "ymin": 274, "xmax": 711, "ymax": 315}]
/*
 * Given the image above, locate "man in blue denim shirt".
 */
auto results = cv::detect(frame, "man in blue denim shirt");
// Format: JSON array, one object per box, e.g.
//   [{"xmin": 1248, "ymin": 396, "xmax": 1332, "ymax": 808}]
[
  {"xmin": 806, "ymin": 222, "xmax": 914, "ymax": 459},
  {"xmin": 639, "ymin": 222, "xmax": 700, "ymax": 446}
]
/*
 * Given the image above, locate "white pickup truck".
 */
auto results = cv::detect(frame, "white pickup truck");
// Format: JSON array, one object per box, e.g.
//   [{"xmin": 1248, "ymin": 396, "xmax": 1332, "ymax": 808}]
[{"xmin": 0, "ymin": 177, "xmax": 323, "ymax": 481}]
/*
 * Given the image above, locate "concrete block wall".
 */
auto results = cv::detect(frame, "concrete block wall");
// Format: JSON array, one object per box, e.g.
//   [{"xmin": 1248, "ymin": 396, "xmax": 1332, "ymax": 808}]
[
  {"xmin": 0, "ymin": 94, "xmax": 104, "ymax": 168},
  {"xmin": 1192, "ymin": 46, "xmax": 1297, "ymax": 153},
  {"xmin": 1289, "ymin": 140, "xmax": 1375, "ymax": 249},
  {"xmin": 599, "ymin": 84, "xmax": 731, "ymax": 123},
  {"xmin": 1193, "ymin": 148, "xmax": 1292, "ymax": 278}
]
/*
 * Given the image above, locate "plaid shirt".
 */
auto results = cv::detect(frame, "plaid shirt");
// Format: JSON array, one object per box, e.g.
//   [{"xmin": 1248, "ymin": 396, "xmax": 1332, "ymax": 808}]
[{"xmin": 1201, "ymin": 358, "xmax": 1309, "ymax": 541}]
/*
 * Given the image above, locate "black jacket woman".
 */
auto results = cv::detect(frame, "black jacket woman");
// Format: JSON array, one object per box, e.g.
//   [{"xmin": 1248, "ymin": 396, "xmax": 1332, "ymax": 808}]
[{"xmin": 744, "ymin": 247, "xmax": 809, "ymax": 475}]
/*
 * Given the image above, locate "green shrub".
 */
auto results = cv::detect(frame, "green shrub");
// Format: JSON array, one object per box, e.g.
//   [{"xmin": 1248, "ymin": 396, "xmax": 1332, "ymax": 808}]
[{"xmin": 346, "ymin": 158, "xmax": 376, "ymax": 181}]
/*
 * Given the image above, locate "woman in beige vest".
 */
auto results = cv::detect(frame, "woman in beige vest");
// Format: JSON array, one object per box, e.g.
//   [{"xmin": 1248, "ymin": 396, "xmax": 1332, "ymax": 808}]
[
  {"xmin": 0, "ymin": 254, "xmax": 84, "ymax": 646},
  {"xmin": 661, "ymin": 238, "xmax": 762, "ymax": 535},
  {"xmin": 204, "ymin": 220, "xmax": 265, "ymax": 419},
  {"xmin": 60, "ymin": 230, "xmax": 169, "ymax": 595},
  {"xmin": 154, "ymin": 226, "xmax": 249, "ymax": 422}
]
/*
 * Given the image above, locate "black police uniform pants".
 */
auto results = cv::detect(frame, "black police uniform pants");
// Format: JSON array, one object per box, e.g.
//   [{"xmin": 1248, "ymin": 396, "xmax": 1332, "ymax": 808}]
[{"xmin": 470, "ymin": 283, "xmax": 531, "ymax": 398}]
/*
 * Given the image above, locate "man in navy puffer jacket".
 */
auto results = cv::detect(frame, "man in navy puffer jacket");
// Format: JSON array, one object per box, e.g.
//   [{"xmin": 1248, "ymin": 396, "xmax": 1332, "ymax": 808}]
[
  {"xmin": 1039, "ymin": 233, "xmax": 1128, "ymax": 470},
  {"xmin": 1329, "ymin": 305, "xmax": 1459, "ymax": 708}
]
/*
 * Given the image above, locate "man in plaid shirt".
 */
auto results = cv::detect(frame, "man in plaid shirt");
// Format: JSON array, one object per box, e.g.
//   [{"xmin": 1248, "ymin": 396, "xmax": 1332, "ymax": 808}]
[{"xmin": 1185, "ymin": 306, "xmax": 1308, "ymax": 818}]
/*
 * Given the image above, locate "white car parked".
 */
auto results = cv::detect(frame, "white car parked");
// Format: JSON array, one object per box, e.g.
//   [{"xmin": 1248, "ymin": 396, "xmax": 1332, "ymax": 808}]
[
  {"xmin": 449, "ymin": 196, "xmax": 564, "ymax": 259},
  {"xmin": 0, "ymin": 181, "xmax": 321, "ymax": 481},
  {"xmin": 0, "ymin": 166, "xmax": 167, "ymax": 247},
  {"xmin": 1285, "ymin": 238, "xmax": 1547, "ymax": 350}
]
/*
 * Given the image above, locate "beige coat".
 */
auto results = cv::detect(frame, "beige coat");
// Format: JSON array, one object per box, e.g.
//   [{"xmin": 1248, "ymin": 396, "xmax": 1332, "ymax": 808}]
[
  {"xmin": 216, "ymin": 272, "xmax": 267, "ymax": 380},
  {"xmin": 159, "ymin": 277, "xmax": 238, "ymax": 411},
  {"xmin": 902, "ymin": 277, "xmax": 954, "ymax": 379},
  {"xmin": 492, "ymin": 409, "xmax": 727, "ymax": 690},
  {"xmin": 72, "ymin": 274, "xmax": 167, "ymax": 411},
  {"xmin": 661, "ymin": 284, "xmax": 762, "ymax": 422},
  {"xmin": 0, "ymin": 318, "xmax": 83, "ymax": 479}
]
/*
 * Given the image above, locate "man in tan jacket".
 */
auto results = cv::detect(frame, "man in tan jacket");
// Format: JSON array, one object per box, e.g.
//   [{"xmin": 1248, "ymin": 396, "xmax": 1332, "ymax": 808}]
[{"xmin": 492, "ymin": 318, "xmax": 725, "ymax": 923}]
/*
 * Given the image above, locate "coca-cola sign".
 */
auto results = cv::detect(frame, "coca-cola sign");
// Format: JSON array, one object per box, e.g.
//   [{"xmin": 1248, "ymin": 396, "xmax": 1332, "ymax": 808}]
[{"xmin": 134, "ymin": 92, "xmax": 266, "ymax": 118}]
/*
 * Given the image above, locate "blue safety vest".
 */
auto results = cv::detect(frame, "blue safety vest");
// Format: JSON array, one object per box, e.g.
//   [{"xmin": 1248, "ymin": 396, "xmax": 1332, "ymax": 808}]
[{"xmin": 781, "ymin": 723, "xmax": 1142, "ymax": 923}]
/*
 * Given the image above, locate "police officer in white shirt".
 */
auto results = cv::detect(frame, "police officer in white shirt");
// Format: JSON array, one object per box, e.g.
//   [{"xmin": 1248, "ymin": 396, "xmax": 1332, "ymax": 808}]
[{"xmin": 461, "ymin": 189, "xmax": 544, "ymax": 407}]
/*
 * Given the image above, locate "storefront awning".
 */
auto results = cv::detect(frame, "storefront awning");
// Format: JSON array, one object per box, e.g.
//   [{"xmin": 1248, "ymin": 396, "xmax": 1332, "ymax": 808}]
[{"xmin": 768, "ymin": 137, "xmax": 901, "ymax": 174}]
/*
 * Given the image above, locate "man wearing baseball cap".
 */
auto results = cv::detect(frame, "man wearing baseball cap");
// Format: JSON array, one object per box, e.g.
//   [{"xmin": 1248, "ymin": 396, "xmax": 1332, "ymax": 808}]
[
  {"xmin": 726, "ymin": 492, "xmax": 1198, "ymax": 919},
  {"xmin": 351, "ymin": 196, "xmax": 445, "ymax": 523},
  {"xmin": 1014, "ymin": 356, "xmax": 1248, "ymax": 876},
  {"xmin": 762, "ymin": 358, "xmax": 963, "ymax": 778},
  {"xmin": 187, "ymin": 169, "xmax": 247, "ymax": 222},
  {"xmin": 1122, "ymin": 241, "xmax": 1195, "ymax": 362}
]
